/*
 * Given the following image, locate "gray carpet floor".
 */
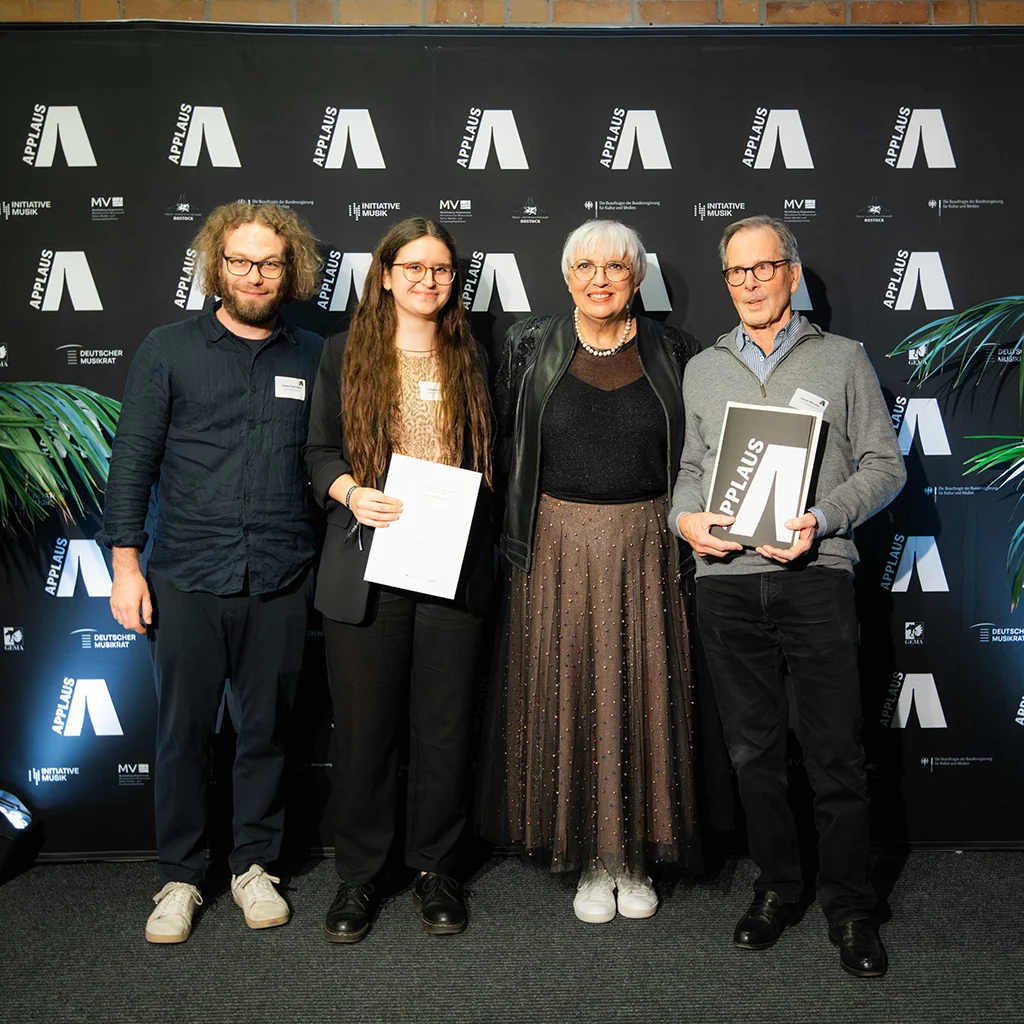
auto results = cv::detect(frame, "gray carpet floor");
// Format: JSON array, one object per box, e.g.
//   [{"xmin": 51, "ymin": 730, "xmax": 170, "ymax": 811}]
[{"xmin": 1, "ymin": 851, "xmax": 1021, "ymax": 1024}]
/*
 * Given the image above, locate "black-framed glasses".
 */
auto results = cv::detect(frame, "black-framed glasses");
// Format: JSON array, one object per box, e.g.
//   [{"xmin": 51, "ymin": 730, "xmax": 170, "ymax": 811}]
[
  {"xmin": 223, "ymin": 256, "xmax": 288, "ymax": 279},
  {"xmin": 722, "ymin": 260, "xmax": 790, "ymax": 287},
  {"xmin": 391, "ymin": 262, "xmax": 456, "ymax": 285},
  {"xmin": 571, "ymin": 260, "xmax": 632, "ymax": 283}
]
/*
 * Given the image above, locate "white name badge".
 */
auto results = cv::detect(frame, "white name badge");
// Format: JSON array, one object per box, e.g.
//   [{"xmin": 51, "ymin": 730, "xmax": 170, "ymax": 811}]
[
  {"xmin": 789, "ymin": 387, "xmax": 828, "ymax": 415},
  {"xmin": 419, "ymin": 380, "xmax": 442, "ymax": 402},
  {"xmin": 275, "ymin": 376, "xmax": 306, "ymax": 401}
]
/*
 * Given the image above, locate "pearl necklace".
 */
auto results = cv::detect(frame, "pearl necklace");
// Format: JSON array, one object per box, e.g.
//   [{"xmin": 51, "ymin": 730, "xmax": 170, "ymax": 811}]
[{"xmin": 574, "ymin": 306, "xmax": 632, "ymax": 358}]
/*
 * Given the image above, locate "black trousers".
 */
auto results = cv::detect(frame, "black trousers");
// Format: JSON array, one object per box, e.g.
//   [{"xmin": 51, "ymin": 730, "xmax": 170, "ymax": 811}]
[
  {"xmin": 148, "ymin": 568, "xmax": 312, "ymax": 885},
  {"xmin": 696, "ymin": 568, "xmax": 875, "ymax": 925},
  {"xmin": 324, "ymin": 590, "xmax": 483, "ymax": 884}
]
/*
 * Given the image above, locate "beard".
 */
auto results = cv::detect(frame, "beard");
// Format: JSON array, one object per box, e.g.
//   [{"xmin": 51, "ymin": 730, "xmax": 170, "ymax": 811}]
[{"xmin": 219, "ymin": 278, "xmax": 283, "ymax": 327}]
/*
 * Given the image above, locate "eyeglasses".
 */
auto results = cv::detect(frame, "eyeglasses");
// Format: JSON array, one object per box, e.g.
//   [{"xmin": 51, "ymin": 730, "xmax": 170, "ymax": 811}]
[
  {"xmin": 223, "ymin": 256, "xmax": 288, "ymax": 279},
  {"xmin": 571, "ymin": 260, "xmax": 632, "ymax": 283},
  {"xmin": 721, "ymin": 260, "xmax": 790, "ymax": 287},
  {"xmin": 391, "ymin": 262, "xmax": 456, "ymax": 285}
]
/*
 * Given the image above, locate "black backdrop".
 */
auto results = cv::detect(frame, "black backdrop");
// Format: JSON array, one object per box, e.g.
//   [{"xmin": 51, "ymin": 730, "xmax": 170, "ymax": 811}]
[{"xmin": 2, "ymin": 24, "xmax": 1023, "ymax": 856}]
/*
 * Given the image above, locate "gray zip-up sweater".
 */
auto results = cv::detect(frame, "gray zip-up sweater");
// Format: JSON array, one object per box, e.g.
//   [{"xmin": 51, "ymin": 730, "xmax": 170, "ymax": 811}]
[{"xmin": 669, "ymin": 320, "xmax": 906, "ymax": 577}]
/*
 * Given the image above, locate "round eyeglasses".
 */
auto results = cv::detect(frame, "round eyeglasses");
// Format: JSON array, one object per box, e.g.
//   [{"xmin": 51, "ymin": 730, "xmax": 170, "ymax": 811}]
[
  {"xmin": 223, "ymin": 256, "xmax": 288, "ymax": 279},
  {"xmin": 721, "ymin": 260, "xmax": 790, "ymax": 287},
  {"xmin": 391, "ymin": 262, "xmax": 456, "ymax": 285},
  {"xmin": 571, "ymin": 260, "xmax": 632, "ymax": 283}
]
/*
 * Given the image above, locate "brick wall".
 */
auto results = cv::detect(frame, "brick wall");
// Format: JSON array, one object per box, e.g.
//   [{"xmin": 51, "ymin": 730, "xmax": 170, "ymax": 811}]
[{"xmin": 2, "ymin": 0, "xmax": 1023, "ymax": 27}]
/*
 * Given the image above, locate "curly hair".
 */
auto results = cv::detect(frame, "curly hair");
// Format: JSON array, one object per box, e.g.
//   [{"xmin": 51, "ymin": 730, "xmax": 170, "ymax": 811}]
[
  {"xmin": 341, "ymin": 218, "xmax": 492, "ymax": 489},
  {"xmin": 192, "ymin": 201, "xmax": 322, "ymax": 301}
]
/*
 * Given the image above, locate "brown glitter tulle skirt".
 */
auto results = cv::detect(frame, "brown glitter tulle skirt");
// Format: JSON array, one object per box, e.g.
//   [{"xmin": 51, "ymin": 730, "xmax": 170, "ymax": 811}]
[{"xmin": 477, "ymin": 494, "xmax": 698, "ymax": 875}]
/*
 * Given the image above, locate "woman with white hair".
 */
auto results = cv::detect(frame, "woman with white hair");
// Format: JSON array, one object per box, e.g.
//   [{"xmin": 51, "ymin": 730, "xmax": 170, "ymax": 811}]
[{"xmin": 479, "ymin": 219, "xmax": 701, "ymax": 922}]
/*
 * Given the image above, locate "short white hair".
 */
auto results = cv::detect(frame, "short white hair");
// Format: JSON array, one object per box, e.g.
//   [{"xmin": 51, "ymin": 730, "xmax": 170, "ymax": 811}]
[{"xmin": 560, "ymin": 219, "xmax": 647, "ymax": 285}]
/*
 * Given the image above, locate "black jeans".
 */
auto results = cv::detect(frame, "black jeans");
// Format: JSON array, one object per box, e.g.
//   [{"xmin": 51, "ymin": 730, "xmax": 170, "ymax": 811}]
[
  {"xmin": 696, "ymin": 568, "xmax": 874, "ymax": 925},
  {"xmin": 324, "ymin": 590, "xmax": 483, "ymax": 884},
  {"xmin": 148, "ymin": 568, "xmax": 312, "ymax": 885}
]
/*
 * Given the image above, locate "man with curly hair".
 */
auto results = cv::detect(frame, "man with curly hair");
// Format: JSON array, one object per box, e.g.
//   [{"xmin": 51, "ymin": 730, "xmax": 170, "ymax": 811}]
[{"xmin": 100, "ymin": 202, "xmax": 323, "ymax": 944}]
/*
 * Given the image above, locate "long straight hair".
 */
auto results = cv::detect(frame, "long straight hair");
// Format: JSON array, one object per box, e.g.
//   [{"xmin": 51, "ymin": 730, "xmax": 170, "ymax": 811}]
[{"xmin": 341, "ymin": 217, "xmax": 492, "ymax": 488}]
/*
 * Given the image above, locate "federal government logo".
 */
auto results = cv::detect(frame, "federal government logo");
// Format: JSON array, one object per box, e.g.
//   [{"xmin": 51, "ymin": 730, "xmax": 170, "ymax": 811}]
[
  {"xmin": 927, "ymin": 197, "xmax": 1005, "ymax": 216},
  {"xmin": 600, "ymin": 109, "xmax": 671, "ymax": 170},
  {"xmin": 885, "ymin": 108, "xmax": 955, "ymax": 169},
  {"xmin": 24, "ymin": 105, "xmax": 96, "ymax": 167},
  {"xmin": 3, "ymin": 626, "xmax": 25, "ymax": 651},
  {"xmin": 742, "ymin": 108, "xmax": 813, "ymax": 169},
  {"xmin": 457, "ymin": 108, "xmax": 528, "ymax": 170},
  {"xmin": 461, "ymin": 252, "xmax": 530, "ymax": 313},
  {"xmin": 169, "ymin": 105, "xmax": 240, "ymax": 167},
  {"xmin": 29, "ymin": 250, "xmax": 102, "ymax": 312},
  {"xmin": 883, "ymin": 251, "xmax": 953, "ymax": 311},
  {"xmin": 583, "ymin": 198, "xmax": 662, "ymax": 216},
  {"xmin": 313, "ymin": 108, "xmax": 385, "ymax": 169},
  {"xmin": 880, "ymin": 672, "xmax": 947, "ymax": 729}
]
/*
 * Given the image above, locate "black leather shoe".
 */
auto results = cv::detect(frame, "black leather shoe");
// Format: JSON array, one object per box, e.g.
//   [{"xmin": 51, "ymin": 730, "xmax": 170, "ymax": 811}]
[
  {"xmin": 324, "ymin": 880, "xmax": 374, "ymax": 944},
  {"xmin": 829, "ymin": 919, "xmax": 888, "ymax": 977},
  {"xmin": 412, "ymin": 873, "xmax": 467, "ymax": 935},
  {"xmin": 733, "ymin": 890, "xmax": 801, "ymax": 949}
]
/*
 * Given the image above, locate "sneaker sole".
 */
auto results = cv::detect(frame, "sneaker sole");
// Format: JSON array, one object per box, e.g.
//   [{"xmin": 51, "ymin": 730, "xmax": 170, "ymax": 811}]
[
  {"xmin": 617, "ymin": 902, "xmax": 658, "ymax": 920},
  {"xmin": 411, "ymin": 893, "xmax": 467, "ymax": 935},
  {"xmin": 573, "ymin": 905, "xmax": 616, "ymax": 924},
  {"xmin": 232, "ymin": 893, "xmax": 289, "ymax": 929},
  {"xmin": 145, "ymin": 928, "xmax": 190, "ymax": 944}
]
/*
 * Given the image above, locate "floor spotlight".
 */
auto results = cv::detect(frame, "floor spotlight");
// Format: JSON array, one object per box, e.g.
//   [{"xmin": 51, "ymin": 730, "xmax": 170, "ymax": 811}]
[{"xmin": 0, "ymin": 789, "xmax": 36, "ymax": 880}]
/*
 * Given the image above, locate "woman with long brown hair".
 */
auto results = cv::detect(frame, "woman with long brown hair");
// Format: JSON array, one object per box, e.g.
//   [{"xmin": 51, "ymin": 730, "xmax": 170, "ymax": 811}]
[{"xmin": 304, "ymin": 217, "xmax": 493, "ymax": 944}]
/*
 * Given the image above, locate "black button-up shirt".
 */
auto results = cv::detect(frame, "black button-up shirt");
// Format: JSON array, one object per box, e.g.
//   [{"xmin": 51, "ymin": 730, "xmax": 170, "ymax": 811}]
[{"xmin": 99, "ymin": 308, "xmax": 323, "ymax": 595}]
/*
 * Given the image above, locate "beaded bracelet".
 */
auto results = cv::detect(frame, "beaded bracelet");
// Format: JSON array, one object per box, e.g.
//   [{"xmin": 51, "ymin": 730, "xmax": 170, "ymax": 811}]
[{"xmin": 344, "ymin": 484, "xmax": 358, "ymax": 509}]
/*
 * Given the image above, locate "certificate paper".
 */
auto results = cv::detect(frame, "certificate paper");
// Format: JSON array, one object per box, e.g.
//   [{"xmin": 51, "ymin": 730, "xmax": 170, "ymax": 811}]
[{"xmin": 363, "ymin": 453, "xmax": 482, "ymax": 599}]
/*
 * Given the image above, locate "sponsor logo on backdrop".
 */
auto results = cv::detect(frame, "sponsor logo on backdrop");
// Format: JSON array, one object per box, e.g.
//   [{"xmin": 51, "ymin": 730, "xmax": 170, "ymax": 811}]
[
  {"xmin": 166, "ymin": 194, "xmax": 203, "ymax": 223},
  {"xmin": 169, "ymin": 104, "xmax": 240, "ymax": 167},
  {"xmin": 23, "ymin": 105, "xmax": 96, "ymax": 167},
  {"xmin": 783, "ymin": 198, "xmax": 816, "ymax": 223},
  {"xmin": 52, "ymin": 676, "xmax": 123, "ymax": 736},
  {"xmin": 907, "ymin": 344, "xmax": 928, "ymax": 366},
  {"xmin": 600, "ymin": 108, "xmax": 671, "ymax": 170},
  {"xmin": 461, "ymin": 252, "xmax": 530, "ymax": 313},
  {"xmin": 312, "ymin": 108, "xmax": 385, "ymax": 169},
  {"xmin": 584, "ymin": 199, "xmax": 662, "ymax": 215},
  {"xmin": 317, "ymin": 251, "xmax": 372, "ymax": 312},
  {"xmin": 173, "ymin": 248, "xmax": 206, "ymax": 310},
  {"xmin": 927, "ymin": 197, "xmax": 1005, "ymax": 216},
  {"xmin": 29, "ymin": 250, "xmax": 102, "ymax": 312},
  {"xmin": 920, "ymin": 755, "xmax": 993, "ymax": 771},
  {"xmin": 236, "ymin": 196, "xmax": 314, "ymax": 208},
  {"xmin": 880, "ymin": 535, "xmax": 949, "ymax": 593},
  {"xmin": 971, "ymin": 623, "xmax": 1024, "ymax": 644},
  {"xmin": 1016, "ymin": 695, "xmax": 1024, "ymax": 726},
  {"xmin": 71, "ymin": 627, "xmax": 137, "ymax": 651},
  {"xmin": 28, "ymin": 766, "xmax": 81, "ymax": 786},
  {"xmin": 924, "ymin": 484, "xmax": 997, "ymax": 497},
  {"xmin": 457, "ymin": 108, "xmax": 528, "ymax": 170},
  {"xmin": 693, "ymin": 201, "xmax": 745, "ymax": 222},
  {"xmin": 57, "ymin": 344, "xmax": 123, "ymax": 367},
  {"xmin": 117, "ymin": 762, "xmax": 151, "ymax": 787},
  {"xmin": 880, "ymin": 672, "xmax": 947, "ymax": 729},
  {"xmin": 742, "ymin": 108, "xmax": 813, "ymax": 169},
  {"xmin": 512, "ymin": 197, "xmax": 548, "ymax": 225},
  {"xmin": 995, "ymin": 345, "xmax": 1019, "ymax": 364},
  {"xmin": 90, "ymin": 196, "xmax": 124, "ymax": 222},
  {"xmin": 891, "ymin": 396, "xmax": 951, "ymax": 456},
  {"xmin": 886, "ymin": 108, "xmax": 955, "ymax": 169},
  {"xmin": 637, "ymin": 254, "xmax": 671, "ymax": 313},
  {"xmin": 439, "ymin": 198, "xmax": 472, "ymax": 225},
  {"xmin": 45, "ymin": 539, "xmax": 112, "ymax": 598},
  {"xmin": 856, "ymin": 198, "xmax": 892, "ymax": 224},
  {"xmin": 2, "ymin": 199, "xmax": 51, "ymax": 220},
  {"xmin": 348, "ymin": 201, "xmax": 400, "ymax": 221},
  {"xmin": 883, "ymin": 251, "xmax": 953, "ymax": 310},
  {"xmin": 3, "ymin": 627, "xmax": 25, "ymax": 652},
  {"xmin": 0, "ymin": 344, "xmax": 7, "ymax": 368},
  {"xmin": 905, "ymin": 622, "xmax": 925, "ymax": 645}
]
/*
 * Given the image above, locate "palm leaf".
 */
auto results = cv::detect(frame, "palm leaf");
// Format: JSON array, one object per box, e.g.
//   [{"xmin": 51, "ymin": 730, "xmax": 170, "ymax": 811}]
[{"xmin": 0, "ymin": 381, "xmax": 120, "ymax": 532}]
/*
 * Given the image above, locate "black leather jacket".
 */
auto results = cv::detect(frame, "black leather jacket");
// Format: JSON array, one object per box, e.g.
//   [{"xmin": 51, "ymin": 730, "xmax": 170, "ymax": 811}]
[{"xmin": 495, "ymin": 310, "xmax": 698, "ymax": 572}]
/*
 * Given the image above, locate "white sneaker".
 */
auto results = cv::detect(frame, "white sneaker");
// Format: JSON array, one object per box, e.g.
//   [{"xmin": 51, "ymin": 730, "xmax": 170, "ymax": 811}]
[
  {"xmin": 573, "ymin": 865, "xmax": 616, "ymax": 924},
  {"xmin": 145, "ymin": 881, "xmax": 203, "ymax": 944},
  {"xmin": 616, "ymin": 873, "xmax": 659, "ymax": 919},
  {"xmin": 231, "ymin": 864, "xmax": 290, "ymax": 929}
]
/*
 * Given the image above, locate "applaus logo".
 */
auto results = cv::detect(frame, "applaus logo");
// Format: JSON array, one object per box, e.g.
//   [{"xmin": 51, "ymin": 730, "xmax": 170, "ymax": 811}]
[
  {"xmin": 23, "ymin": 105, "xmax": 96, "ymax": 167},
  {"xmin": 885, "ymin": 108, "xmax": 956, "ymax": 169},
  {"xmin": 457, "ymin": 109, "xmax": 528, "ymax": 169},
  {"xmin": 883, "ymin": 251, "xmax": 953, "ymax": 311},
  {"xmin": 460, "ymin": 252, "xmax": 530, "ymax": 312},
  {"xmin": 44, "ymin": 539, "xmax": 113, "ymax": 598},
  {"xmin": 600, "ymin": 109, "xmax": 671, "ymax": 170},
  {"xmin": 169, "ymin": 105, "xmax": 240, "ymax": 167},
  {"xmin": 743, "ymin": 108, "xmax": 813, "ymax": 169},
  {"xmin": 29, "ymin": 250, "xmax": 102, "ymax": 311},
  {"xmin": 881, "ymin": 672, "xmax": 947, "ymax": 729},
  {"xmin": 891, "ymin": 397, "xmax": 951, "ymax": 456},
  {"xmin": 52, "ymin": 677, "xmax": 124, "ymax": 737},
  {"xmin": 312, "ymin": 108, "xmax": 386, "ymax": 168},
  {"xmin": 316, "ymin": 251, "xmax": 372, "ymax": 312},
  {"xmin": 636, "ymin": 254, "xmax": 671, "ymax": 312},
  {"xmin": 880, "ymin": 535, "xmax": 949, "ymax": 593}
]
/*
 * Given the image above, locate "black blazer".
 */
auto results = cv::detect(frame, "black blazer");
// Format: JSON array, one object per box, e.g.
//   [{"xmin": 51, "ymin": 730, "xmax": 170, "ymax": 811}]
[
  {"xmin": 495, "ymin": 311, "xmax": 698, "ymax": 572},
  {"xmin": 303, "ymin": 330, "xmax": 494, "ymax": 624}
]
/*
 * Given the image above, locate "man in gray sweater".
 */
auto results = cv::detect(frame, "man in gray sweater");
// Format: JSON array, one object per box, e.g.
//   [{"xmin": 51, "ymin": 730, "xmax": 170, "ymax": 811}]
[{"xmin": 670, "ymin": 216, "xmax": 905, "ymax": 978}]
